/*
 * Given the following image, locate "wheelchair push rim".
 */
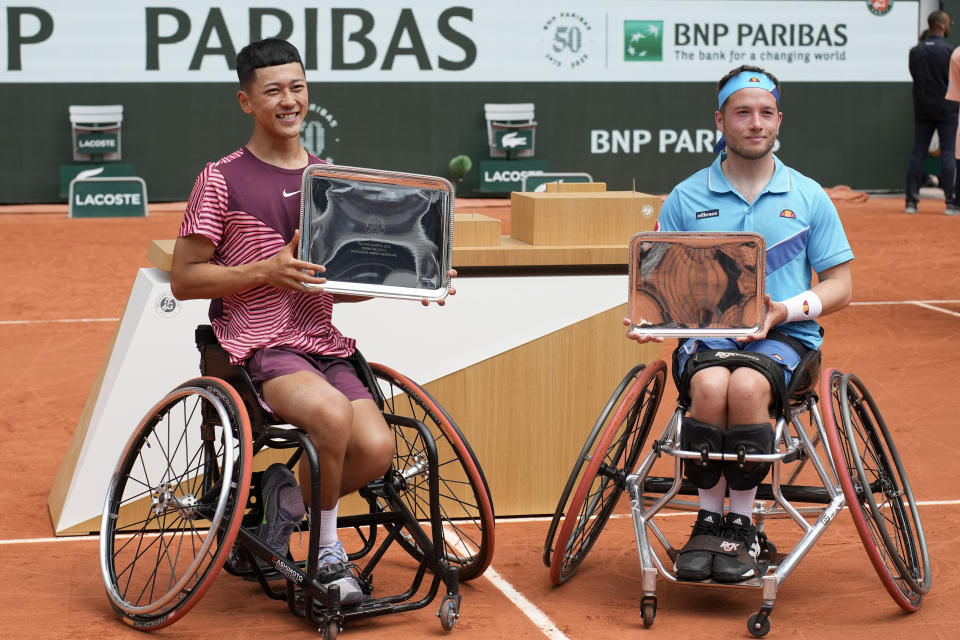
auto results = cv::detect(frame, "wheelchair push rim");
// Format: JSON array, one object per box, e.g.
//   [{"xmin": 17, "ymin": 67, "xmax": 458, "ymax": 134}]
[
  {"xmin": 823, "ymin": 369, "xmax": 930, "ymax": 612},
  {"xmin": 542, "ymin": 362, "xmax": 648, "ymax": 568},
  {"xmin": 100, "ymin": 377, "xmax": 253, "ymax": 629},
  {"xmin": 548, "ymin": 360, "xmax": 667, "ymax": 585},
  {"xmin": 371, "ymin": 363, "xmax": 496, "ymax": 582}
]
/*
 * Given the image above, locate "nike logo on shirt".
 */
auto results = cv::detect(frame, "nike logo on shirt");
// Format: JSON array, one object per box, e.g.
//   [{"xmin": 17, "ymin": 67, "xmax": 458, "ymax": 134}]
[{"xmin": 283, "ymin": 189, "xmax": 301, "ymax": 198}]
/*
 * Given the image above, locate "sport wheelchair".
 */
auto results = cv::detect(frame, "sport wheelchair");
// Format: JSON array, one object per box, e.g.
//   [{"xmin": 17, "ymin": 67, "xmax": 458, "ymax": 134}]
[
  {"xmin": 99, "ymin": 325, "xmax": 495, "ymax": 638},
  {"xmin": 543, "ymin": 346, "xmax": 931, "ymax": 636}
]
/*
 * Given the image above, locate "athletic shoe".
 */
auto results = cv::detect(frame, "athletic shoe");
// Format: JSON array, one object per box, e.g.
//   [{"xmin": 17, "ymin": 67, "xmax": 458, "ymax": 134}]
[
  {"xmin": 317, "ymin": 540, "xmax": 364, "ymax": 605},
  {"xmin": 674, "ymin": 509, "xmax": 723, "ymax": 581},
  {"xmin": 905, "ymin": 204, "xmax": 918, "ymax": 214},
  {"xmin": 712, "ymin": 512, "xmax": 762, "ymax": 583},
  {"xmin": 945, "ymin": 205, "xmax": 960, "ymax": 216},
  {"xmin": 253, "ymin": 463, "xmax": 305, "ymax": 560}
]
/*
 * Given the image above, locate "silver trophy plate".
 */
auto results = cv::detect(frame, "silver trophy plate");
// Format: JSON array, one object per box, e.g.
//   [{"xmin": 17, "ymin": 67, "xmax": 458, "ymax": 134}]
[
  {"xmin": 628, "ymin": 232, "xmax": 766, "ymax": 337},
  {"xmin": 298, "ymin": 164, "xmax": 454, "ymax": 301}
]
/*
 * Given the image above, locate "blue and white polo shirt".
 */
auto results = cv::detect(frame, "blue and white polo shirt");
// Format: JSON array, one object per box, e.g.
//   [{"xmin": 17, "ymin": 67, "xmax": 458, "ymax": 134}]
[{"xmin": 657, "ymin": 153, "xmax": 854, "ymax": 349}]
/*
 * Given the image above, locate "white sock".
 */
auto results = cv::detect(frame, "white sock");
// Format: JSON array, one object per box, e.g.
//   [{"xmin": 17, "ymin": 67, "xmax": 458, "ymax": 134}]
[
  {"xmin": 728, "ymin": 486, "xmax": 758, "ymax": 521},
  {"xmin": 698, "ymin": 476, "xmax": 727, "ymax": 514},
  {"xmin": 312, "ymin": 502, "xmax": 339, "ymax": 548}
]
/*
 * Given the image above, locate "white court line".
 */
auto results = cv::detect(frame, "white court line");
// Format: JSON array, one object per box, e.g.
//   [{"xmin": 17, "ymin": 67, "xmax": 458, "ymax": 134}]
[
  {"xmin": 7, "ymin": 498, "xmax": 956, "ymax": 547},
  {"xmin": 850, "ymin": 300, "xmax": 960, "ymax": 318},
  {"xmin": 910, "ymin": 302, "xmax": 960, "ymax": 318},
  {"xmin": 483, "ymin": 566, "xmax": 571, "ymax": 640},
  {"xmin": 442, "ymin": 524, "xmax": 571, "ymax": 640},
  {"xmin": 850, "ymin": 300, "xmax": 960, "ymax": 305},
  {"xmin": 0, "ymin": 317, "xmax": 119, "ymax": 326}
]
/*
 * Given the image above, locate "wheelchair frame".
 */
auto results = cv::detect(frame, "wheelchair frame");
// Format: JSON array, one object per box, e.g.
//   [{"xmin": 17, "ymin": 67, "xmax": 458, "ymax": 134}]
[
  {"xmin": 99, "ymin": 326, "xmax": 495, "ymax": 638},
  {"xmin": 544, "ymin": 356, "xmax": 931, "ymax": 637}
]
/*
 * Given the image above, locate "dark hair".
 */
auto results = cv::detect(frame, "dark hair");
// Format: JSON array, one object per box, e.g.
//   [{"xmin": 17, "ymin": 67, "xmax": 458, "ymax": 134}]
[
  {"xmin": 236, "ymin": 38, "xmax": 304, "ymax": 88},
  {"xmin": 928, "ymin": 10, "xmax": 950, "ymax": 31}
]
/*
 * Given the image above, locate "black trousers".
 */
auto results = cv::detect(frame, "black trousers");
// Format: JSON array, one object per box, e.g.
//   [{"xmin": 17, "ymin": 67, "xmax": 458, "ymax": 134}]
[{"xmin": 906, "ymin": 113, "xmax": 958, "ymax": 207}]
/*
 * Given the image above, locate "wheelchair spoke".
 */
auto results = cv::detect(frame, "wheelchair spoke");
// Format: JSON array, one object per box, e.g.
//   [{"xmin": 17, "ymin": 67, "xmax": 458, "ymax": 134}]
[
  {"xmin": 372, "ymin": 363, "xmax": 495, "ymax": 580},
  {"xmin": 101, "ymin": 379, "xmax": 252, "ymax": 627}
]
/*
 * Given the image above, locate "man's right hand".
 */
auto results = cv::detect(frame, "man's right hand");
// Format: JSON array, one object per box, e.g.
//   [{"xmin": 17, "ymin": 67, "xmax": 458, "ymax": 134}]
[{"xmin": 264, "ymin": 230, "xmax": 327, "ymax": 293}]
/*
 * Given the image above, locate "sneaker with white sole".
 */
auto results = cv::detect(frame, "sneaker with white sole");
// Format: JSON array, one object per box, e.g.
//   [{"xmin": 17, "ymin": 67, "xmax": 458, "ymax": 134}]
[
  {"xmin": 316, "ymin": 540, "xmax": 364, "ymax": 605},
  {"xmin": 712, "ymin": 512, "xmax": 762, "ymax": 582}
]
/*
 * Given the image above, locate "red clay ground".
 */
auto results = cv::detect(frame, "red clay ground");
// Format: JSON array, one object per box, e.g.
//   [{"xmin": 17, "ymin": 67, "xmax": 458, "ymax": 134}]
[{"xmin": 0, "ymin": 193, "xmax": 957, "ymax": 639}]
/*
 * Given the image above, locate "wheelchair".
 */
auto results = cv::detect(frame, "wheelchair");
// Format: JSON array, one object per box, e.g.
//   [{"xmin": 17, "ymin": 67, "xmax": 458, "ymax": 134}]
[
  {"xmin": 99, "ymin": 325, "xmax": 495, "ymax": 638},
  {"xmin": 543, "ymin": 345, "xmax": 932, "ymax": 637}
]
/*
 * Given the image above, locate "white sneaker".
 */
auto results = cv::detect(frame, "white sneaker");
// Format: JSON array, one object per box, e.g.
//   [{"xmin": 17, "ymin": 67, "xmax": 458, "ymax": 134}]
[{"xmin": 317, "ymin": 541, "xmax": 364, "ymax": 605}]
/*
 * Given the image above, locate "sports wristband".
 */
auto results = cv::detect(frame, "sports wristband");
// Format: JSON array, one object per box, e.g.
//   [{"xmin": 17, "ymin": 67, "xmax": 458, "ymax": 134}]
[{"xmin": 781, "ymin": 290, "xmax": 822, "ymax": 323}]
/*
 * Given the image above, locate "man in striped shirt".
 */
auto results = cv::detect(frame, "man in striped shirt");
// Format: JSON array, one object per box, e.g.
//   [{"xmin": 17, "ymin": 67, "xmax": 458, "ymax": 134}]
[{"xmin": 170, "ymin": 38, "xmax": 448, "ymax": 604}]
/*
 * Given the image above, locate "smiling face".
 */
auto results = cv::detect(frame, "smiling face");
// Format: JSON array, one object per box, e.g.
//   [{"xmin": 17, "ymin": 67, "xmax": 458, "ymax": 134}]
[
  {"xmin": 237, "ymin": 61, "xmax": 308, "ymax": 142},
  {"xmin": 716, "ymin": 87, "xmax": 782, "ymax": 161}
]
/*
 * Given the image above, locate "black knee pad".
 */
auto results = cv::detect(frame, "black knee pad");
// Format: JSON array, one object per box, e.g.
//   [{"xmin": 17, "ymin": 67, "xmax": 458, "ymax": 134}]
[
  {"xmin": 680, "ymin": 418, "xmax": 724, "ymax": 489},
  {"xmin": 723, "ymin": 423, "xmax": 774, "ymax": 490}
]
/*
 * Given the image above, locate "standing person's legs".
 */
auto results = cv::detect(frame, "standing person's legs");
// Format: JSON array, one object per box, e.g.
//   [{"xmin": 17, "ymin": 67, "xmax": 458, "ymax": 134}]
[
  {"xmin": 936, "ymin": 114, "xmax": 958, "ymax": 208},
  {"xmin": 906, "ymin": 118, "xmax": 936, "ymax": 211}
]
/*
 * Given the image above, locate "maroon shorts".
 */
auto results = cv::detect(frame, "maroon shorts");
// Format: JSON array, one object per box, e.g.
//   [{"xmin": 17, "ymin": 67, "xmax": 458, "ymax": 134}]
[{"xmin": 246, "ymin": 346, "xmax": 374, "ymax": 403}]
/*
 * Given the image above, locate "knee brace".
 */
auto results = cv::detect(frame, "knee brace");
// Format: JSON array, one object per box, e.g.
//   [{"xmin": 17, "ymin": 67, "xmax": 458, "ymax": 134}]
[
  {"xmin": 680, "ymin": 418, "xmax": 724, "ymax": 489},
  {"xmin": 723, "ymin": 423, "xmax": 774, "ymax": 490}
]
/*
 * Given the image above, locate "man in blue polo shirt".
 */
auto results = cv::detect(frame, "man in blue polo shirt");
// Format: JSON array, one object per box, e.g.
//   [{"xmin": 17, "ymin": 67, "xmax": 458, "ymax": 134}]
[{"xmin": 628, "ymin": 65, "xmax": 853, "ymax": 583}]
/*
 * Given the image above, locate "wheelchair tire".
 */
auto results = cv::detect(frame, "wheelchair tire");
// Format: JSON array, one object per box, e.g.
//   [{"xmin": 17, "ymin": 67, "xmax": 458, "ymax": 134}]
[
  {"xmin": 370, "ymin": 363, "xmax": 496, "ymax": 582},
  {"xmin": 548, "ymin": 360, "xmax": 667, "ymax": 585},
  {"xmin": 823, "ymin": 369, "xmax": 931, "ymax": 612},
  {"xmin": 100, "ymin": 377, "xmax": 253, "ymax": 630}
]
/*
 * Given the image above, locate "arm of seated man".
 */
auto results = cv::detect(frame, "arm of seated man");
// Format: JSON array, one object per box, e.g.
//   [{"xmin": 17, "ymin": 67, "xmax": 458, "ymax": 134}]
[
  {"xmin": 738, "ymin": 260, "xmax": 853, "ymax": 343},
  {"xmin": 170, "ymin": 230, "xmax": 327, "ymax": 300}
]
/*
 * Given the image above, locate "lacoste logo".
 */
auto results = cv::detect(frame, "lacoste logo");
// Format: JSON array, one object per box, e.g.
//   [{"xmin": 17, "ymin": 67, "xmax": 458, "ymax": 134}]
[
  {"xmin": 720, "ymin": 541, "xmax": 741, "ymax": 552},
  {"xmin": 283, "ymin": 189, "xmax": 301, "ymax": 198},
  {"xmin": 500, "ymin": 132, "xmax": 527, "ymax": 149}
]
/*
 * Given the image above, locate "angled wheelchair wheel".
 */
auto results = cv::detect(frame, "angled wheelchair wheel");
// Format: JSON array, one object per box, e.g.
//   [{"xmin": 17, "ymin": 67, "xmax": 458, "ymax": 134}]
[
  {"xmin": 371, "ymin": 363, "xmax": 495, "ymax": 582},
  {"xmin": 100, "ymin": 377, "xmax": 253, "ymax": 630},
  {"xmin": 547, "ymin": 360, "xmax": 667, "ymax": 585},
  {"xmin": 823, "ymin": 369, "xmax": 930, "ymax": 612}
]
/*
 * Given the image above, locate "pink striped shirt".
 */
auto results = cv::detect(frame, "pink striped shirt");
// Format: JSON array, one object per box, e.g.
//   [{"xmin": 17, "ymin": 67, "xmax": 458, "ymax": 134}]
[{"xmin": 179, "ymin": 147, "xmax": 355, "ymax": 364}]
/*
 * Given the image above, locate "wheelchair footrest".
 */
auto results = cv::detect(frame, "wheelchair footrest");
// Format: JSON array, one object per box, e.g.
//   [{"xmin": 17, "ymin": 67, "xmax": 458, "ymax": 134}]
[
  {"xmin": 674, "ymin": 559, "xmax": 773, "ymax": 589},
  {"xmin": 642, "ymin": 477, "xmax": 833, "ymax": 504}
]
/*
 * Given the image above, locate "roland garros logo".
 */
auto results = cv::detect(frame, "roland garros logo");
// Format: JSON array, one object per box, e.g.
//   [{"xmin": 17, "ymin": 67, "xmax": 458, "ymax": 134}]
[{"xmin": 866, "ymin": 0, "xmax": 893, "ymax": 16}]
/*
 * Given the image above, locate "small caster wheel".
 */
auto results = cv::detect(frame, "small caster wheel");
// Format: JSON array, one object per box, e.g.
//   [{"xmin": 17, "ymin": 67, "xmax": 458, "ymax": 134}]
[
  {"xmin": 438, "ymin": 597, "xmax": 459, "ymax": 631},
  {"xmin": 640, "ymin": 595, "xmax": 657, "ymax": 627},
  {"xmin": 320, "ymin": 620, "xmax": 339, "ymax": 640},
  {"xmin": 747, "ymin": 612, "xmax": 771, "ymax": 637}
]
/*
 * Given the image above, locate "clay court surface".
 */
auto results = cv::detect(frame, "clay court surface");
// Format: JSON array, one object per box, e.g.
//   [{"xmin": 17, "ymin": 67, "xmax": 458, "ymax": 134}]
[{"xmin": 1, "ymin": 193, "xmax": 958, "ymax": 639}]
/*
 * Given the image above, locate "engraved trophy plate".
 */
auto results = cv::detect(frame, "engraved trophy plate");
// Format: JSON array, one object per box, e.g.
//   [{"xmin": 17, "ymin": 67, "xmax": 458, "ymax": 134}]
[
  {"xmin": 628, "ymin": 232, "xmax": 766, "ymax": 337},
  {"xmin": 298, "ymin": 164, "xmax": 454, "ymax": 300}
]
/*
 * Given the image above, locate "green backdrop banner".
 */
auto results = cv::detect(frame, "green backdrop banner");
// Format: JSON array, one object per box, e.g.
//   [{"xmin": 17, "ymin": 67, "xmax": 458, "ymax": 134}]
[{"xmin": 0, "ymin": 80, "xmax": 913, "ymax": 204}]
